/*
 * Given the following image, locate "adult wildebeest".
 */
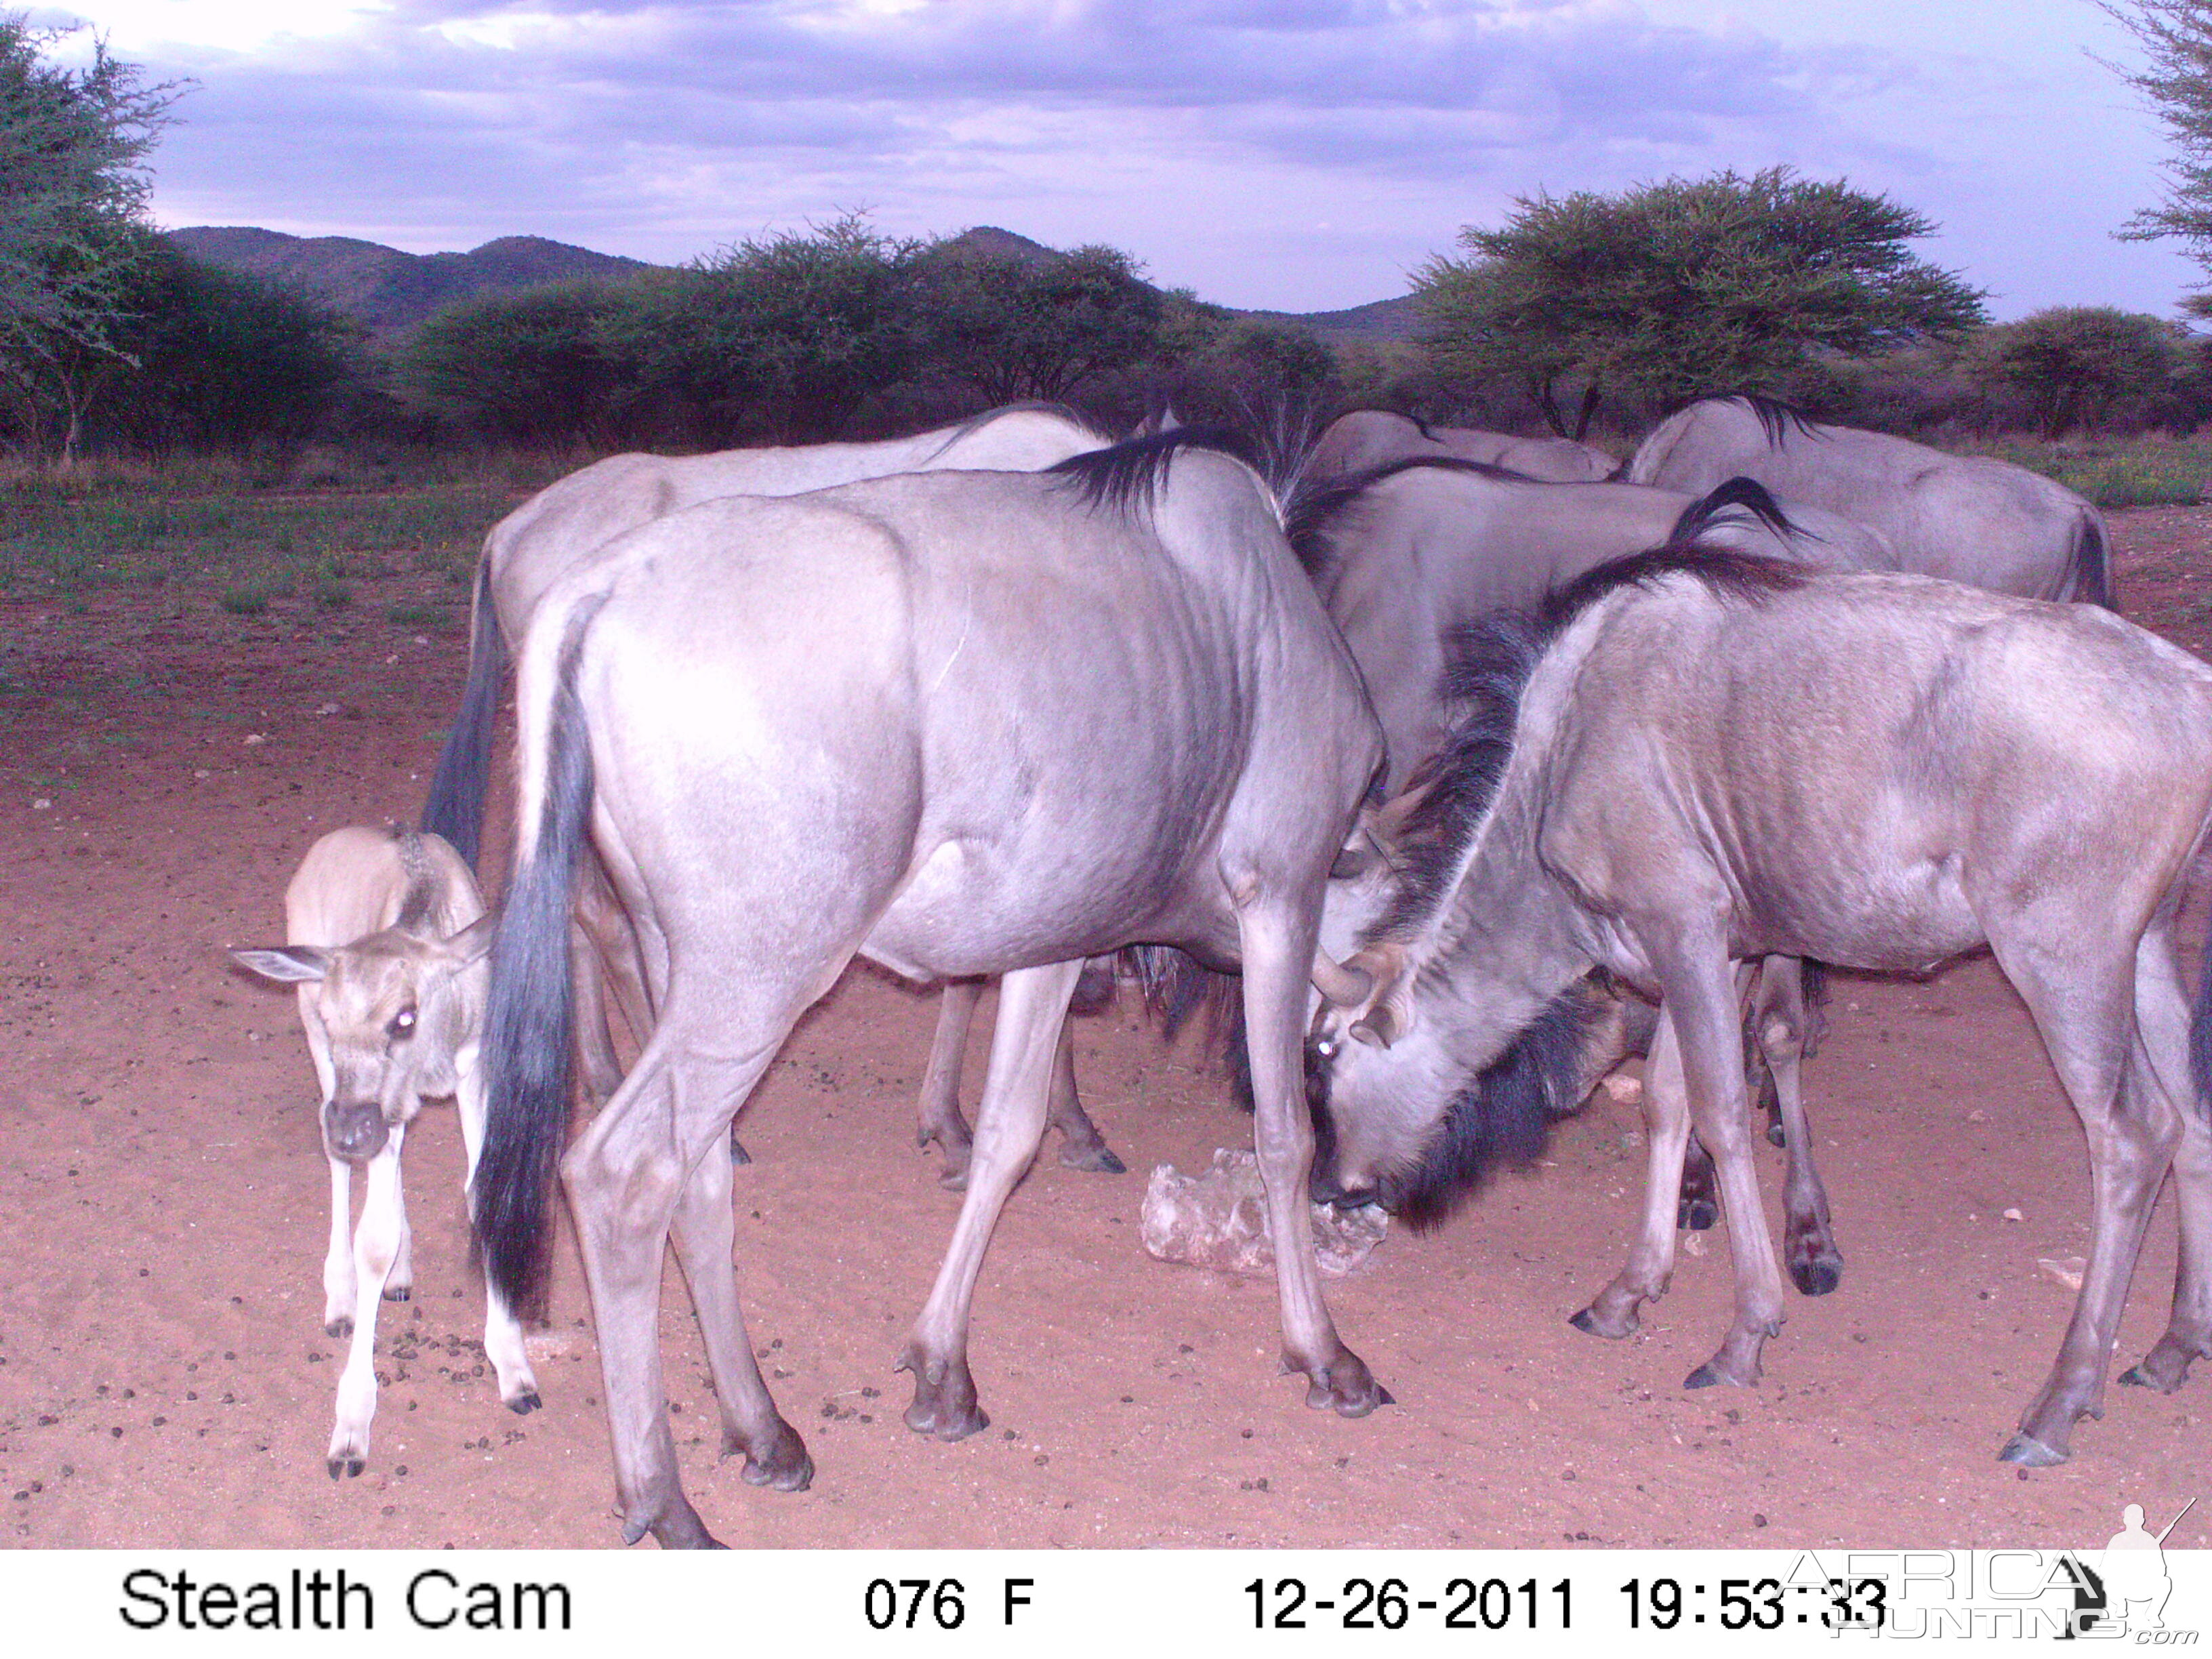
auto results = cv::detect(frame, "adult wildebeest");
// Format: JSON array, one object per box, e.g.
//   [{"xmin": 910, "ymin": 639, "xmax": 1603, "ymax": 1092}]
[
  {"xmin": 471, "ymin": 432, "xmax": 1389, "ymax": 1547},
  {"xmin": 1307, "ymin": 548, "xmax": 2212, "ymax": 1467},
  {"xmin": 228, "ymin": 827, "xmax": 537, "ymax": 1478},
  {"xmin": 1303, "ymin": 409, "xmax": 1618, "ymax": 487},
  {"xmin": 1292, "ymin": 459, "xmax": 1872, "ymax": 1288},
  {"xmin": 1290, "ymin": 457, "xmax": 1896, "ymax": 792},
  {"xmin": 419, "ymin": 403, "xmax": 1128, "ymax": 1181},
  {"xmin": 1628, "ymin": 394, "xmax": 2112, "ymax": 605}
]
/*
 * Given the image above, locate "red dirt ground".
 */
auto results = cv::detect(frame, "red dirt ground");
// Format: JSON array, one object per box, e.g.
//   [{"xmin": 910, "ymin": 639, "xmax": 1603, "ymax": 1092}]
[{"xmin": 3, "ymin": 510, "xmax": 2209, "ymax": 1551}]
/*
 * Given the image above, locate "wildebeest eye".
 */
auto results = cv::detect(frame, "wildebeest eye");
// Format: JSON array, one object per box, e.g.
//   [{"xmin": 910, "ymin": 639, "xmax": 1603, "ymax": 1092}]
[{"xmin": 389, "ymin": 1006, "xmax": 417, "ymax": 1040}]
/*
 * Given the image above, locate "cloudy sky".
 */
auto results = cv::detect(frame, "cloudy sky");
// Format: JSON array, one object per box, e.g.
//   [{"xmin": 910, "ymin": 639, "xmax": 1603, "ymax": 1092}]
[{"xmin": 44, "ymin": 0, "xmax": 2207, "ymax": 319}]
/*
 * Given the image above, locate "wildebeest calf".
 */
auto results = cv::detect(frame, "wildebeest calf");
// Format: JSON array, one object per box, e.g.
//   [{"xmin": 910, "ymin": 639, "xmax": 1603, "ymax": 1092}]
[{"xmin": 230, "ymin": 825, "xmax": 539, "ymax": 1477}]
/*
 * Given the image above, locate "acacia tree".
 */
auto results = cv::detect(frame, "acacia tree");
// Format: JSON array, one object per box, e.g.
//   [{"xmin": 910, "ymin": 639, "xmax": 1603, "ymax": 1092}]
[
  {"xmin": 1972, "ymin": 305, "xmax": 2186, "ymax": 436},
  {"xmin": 912, "ymin": 241, "xmax": 1164, "ymax": 405},
  {"xmin": 617, "ymin": 213, "xmax": 926, "ymax": 443},
  {"xmin": 0, "ymin": 16, "xmax": 180, "ymax": 460},
  {"xmin": 2106, "ymin": 0, "xmax": 2212, "ymax": 308},
  {"xmin": 402, "ymin": 280, "xmax": 645, "ymax": 447},
  {"xmin": 1417, "ymin": 167, "xmax": 1987, "ymax": 437}
]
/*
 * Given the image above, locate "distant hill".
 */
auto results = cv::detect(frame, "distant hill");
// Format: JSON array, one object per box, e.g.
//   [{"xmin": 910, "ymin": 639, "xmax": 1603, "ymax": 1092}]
[
  {"xmin": 165, "ymin": 228, "xmax": 659, "ymax": 333},
  {"xmin": 165, "ymin": 222, "xmax": 1418, "ymax": 344},
  {"xmin": 1240, "ymin": 293, "xmax": 1425, "ymax": 346}
]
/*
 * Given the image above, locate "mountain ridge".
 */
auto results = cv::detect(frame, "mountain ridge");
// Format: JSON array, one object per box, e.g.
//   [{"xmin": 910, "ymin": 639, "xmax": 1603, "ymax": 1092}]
[{"xmin": 165, "ymin": 223, "xmax": 1419, "ymax": 344}]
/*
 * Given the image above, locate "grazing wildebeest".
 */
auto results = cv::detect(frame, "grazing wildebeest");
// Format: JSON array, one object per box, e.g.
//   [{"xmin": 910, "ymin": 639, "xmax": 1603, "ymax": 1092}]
[
  {"xmin": 1292, "ymin": 459, "xmax": 1866, "ymax": 1290},
  {"xmin": 1303, "ymin": 409, "xmax": 1619, "ymax": 487},
  {"xmin": 1307, "ymin": 548, "xmax": 2212, "ymax": 1466},
  {"xmin": 228, "ymin": 826, "xmax": 538, "ymax": 1478},
  {"xmin": 471, "ymin": 432, "xmax": 1389, "ymax": 1547},
  {"xmin": 418, "ymin": 403, "xmax": 1128, "ymax": 1180},
  {"xmin": 1627, "ymin": 394, "xmax": 2112, "ymax": 605}
]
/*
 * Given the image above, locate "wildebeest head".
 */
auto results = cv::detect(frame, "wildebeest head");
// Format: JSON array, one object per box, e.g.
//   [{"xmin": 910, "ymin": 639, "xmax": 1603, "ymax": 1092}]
[
  {"xmin": 231, "ymin": 916, "xmax": 495, "ymax": 1162},
  {"xmin": 1303, "ymin": 617, "xmax": 1592, "ymax": 1225}
]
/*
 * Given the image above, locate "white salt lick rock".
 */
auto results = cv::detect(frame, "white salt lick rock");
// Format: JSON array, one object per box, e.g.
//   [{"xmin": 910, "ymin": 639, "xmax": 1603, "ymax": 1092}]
[{"xmin": 1140, "ymin": 1147, "xmax": 1388, "ymax": 1278}]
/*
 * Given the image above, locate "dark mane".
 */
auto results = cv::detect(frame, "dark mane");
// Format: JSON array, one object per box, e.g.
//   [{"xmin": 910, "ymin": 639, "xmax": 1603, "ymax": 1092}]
[
  {"xmin": 1046, "ymin": 426, "xmax": 1258, "ymax": 514},
  {"xmin": 1369, "ymin": 544, "xmax": 1808, "ymax": 945},
  {"xmin": 1285, "ymin": 454, "xmax": 1542, "ymax": 582},
  {"xmin": 1668, "ymin": 475, "xmax": 1801, "ymax": 548},
  {"xmin": 1720, "ymin": 392, "xmax": 1822, "ymax": 448},
  {"xmin": 1387, "ymin": 985, "xmax": 1599, "ymax": 1229},
  {"xmin": 1541, "ymin": 542, "xmax": 1810, "ymax": 632},
  {"xmin": 1366, "ymin": 614, "xmax": 1551, "ymax": 942}
]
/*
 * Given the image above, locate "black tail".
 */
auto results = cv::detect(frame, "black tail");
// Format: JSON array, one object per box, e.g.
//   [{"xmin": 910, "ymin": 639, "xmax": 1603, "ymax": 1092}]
[
  {"xmin": 1669, "ymin": 476, "xmax": 1800, "ymax": 550},
  {"xmin": 470, "ymin": 614, "xmax": 595, "ymax": 1318},
  {"xmin": 2072, "ymin": 510, "xmax": 2116, "ymax": 610},
  {"xmin": 420, "ymin": 556, "xmax": 505, "ymax": 870}
]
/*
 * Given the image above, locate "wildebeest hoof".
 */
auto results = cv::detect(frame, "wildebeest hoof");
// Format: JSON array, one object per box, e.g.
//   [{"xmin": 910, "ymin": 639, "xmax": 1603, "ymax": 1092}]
[
  {"xmin": 1684, "ymin": 1357, "xmax": 1759, "ymax": 1389},
  {"xmin": 506, "ymin": 1391, "xmax": 542, "ymax": 1415},
  {"xmin": 729, "ymin": 1132, "xmax": 752, "ymax": 1167},
  {"xmin": 327, "ymin": 1454, "xmax": 366, "ymax": 1479},
  {"xmin": 1765, "ymin": 1116, "xmax": 1787, "ymax": 1149},
  {"xmin": 1061, "ymin": 1143, "xmax": 1128, "ymax": 1175},
  {"xmin": 382, "ymin": 1284, "xmax": 411, "ymax": 1303},
  {"xmin": 324, "ymin": 1315, "xmax": 354, "ymax": 1340},
  {"xmin": 2119, "ymin": 1337, "xmax": 2200, "ymax": 1393},
  {"xmin": 1677, "ymin": 1195, "xmax": 1719, "ymax": 1231},
  {"xmin": 1300, "ymin": 1348, "xmax": 1393, "ymax": 1417},
  {"xmin": 1997, "ymin": 1429, "xmax": 2068, "ymax": 1468},
  {"xmin": 897, "ymin": 1348, "xmax": 989, "ymax": 1440},
  {"xmin": 1570, "ymin": 1303, "xmax": 1638, "ymax": 1340},
  {"xmin": 625, "ymin": 1497, "xmax": 722, "ymax": 1549},
  {"xmin": 1788, "ymin": 1256, "xmax": 1842, "ymax": 1297},
  {"xmin": 728, "ymin": 1422, "xmax": 814, "ymax": 1491}
]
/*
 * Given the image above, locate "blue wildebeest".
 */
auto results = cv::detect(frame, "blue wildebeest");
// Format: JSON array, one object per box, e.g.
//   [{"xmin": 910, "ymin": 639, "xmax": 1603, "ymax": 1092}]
[
  {"xmin": 1307, "ymin": 548, "xmax": 2212, "ymax": 1466},
  {"xmin": 1290, "ymin": 458, "xmax": 1885, "ymax": 1290},
  {"xmin": 1303, "ymin": 409, "xmax": 1620, "ymax": 487},
  {"xmin": 470, "ymin": 432, "xmax": 1390, "ymax": 1547},
  {"xmin": 1288, "ymin": 457, "xmax": 1895, "ymax": 792},
  {"xmin": 1627, "ymin": 394, "xmax": 2112, "ymax": 605},
  {"xmin": 228, "ymin": 826, "xmax": 537, "ymax": 1478},
  {"xmin": 418, "ymin": 403, "xmax": 1128, "ymax": 1181}
]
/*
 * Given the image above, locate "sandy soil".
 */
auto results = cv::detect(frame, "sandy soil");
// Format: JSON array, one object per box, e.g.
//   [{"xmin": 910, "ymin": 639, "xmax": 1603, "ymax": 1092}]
[{"xmin": 3, "ymin": 510, "xmax": 2209, "ymax": 1551}]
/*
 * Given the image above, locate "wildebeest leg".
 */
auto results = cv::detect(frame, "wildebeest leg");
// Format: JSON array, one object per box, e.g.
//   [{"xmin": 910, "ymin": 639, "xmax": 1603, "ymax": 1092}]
[
  {"xmin": 901, "ymin": 960, "xmax": 1086, "ymax": 1440},
  {"xmin": 563, "ymin": 1026, "xmax": 789, "ymax": 1549},
  {"xmin": 666, "ymin": 1117, "xmax": 812, "ymax": 1490},
  {"xmin": 1664, "ymin": 943, "xmax": 1789, "ymax": 1389},
  {"xmin": 1994, "ymin": 938, "xmax": 2182, "ymax": 1466},
  {"xmin": 303, "ymin": 1000, "xmax": 359, "ymax": 1337},
  {"xmin": 327, "ymin": 1124, "xmax": 405, "ymax": 1478},
  {"xmin": 570, "ymin": 913, "xmax": 626, "ymax": 1111},
  {"xmin": 917, "ymin": 978, "xmax": 983, "ymax": 1186},
  {"xmin": 1574, "ymin": 1010, "xmax": 1692, "ymax": 1338},
  {"xmin": 2122, "ymin": 928, "xmax": 2212, "ymax": 1393},
  {"xmin": 321, "ymin": 1156, "xmax": 355, "ymax": 1338},
  {"xmin": 1046, "ymin": 1017, "xmax": 1124, "ymax": 1175},
  {"xmin": 386, "ymin": 1160, "xmax": 414, "ymax": 1303},
  {"xmin": 1245, "ymin": 903, "xmax": 1390, "ymax": 1415},
  {"xmin": 1754, "ymin": 958, "xmax": 1842, "ymax": 1296},
  {"xmin": 453, "ymin": 1050, "xmax": 540, "ymax": 1416},
  {"xmin": 924, "ymin": 979, "xmax": 1124, "ymax": 1190},
  {"xmin": 1677, "ymin": 1136, "xmax": 1720, "ymax": 1232}
]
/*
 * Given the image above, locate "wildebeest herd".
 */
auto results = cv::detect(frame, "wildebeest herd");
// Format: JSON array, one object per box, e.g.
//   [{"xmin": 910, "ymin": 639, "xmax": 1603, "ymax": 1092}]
[{"xmin": 228, "ymin": 395, "xmax": 2209, "ymax": 1549}]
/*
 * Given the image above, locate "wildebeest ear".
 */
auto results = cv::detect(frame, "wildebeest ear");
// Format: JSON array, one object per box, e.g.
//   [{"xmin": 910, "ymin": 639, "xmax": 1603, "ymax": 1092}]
[
  {"xmin": 229, "ymin": 945, "xmax": 331, "ymax": 984},
  {"xmin": 441, "ymin": 912, "xmax": 499, "ymax": 966}
]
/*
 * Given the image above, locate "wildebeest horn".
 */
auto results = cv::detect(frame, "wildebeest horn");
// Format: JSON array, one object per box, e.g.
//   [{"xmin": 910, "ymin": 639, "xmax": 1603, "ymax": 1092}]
[{"xmin": 1312, "ymin": 954, "xmax": 1372, "ymax": 1006}]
